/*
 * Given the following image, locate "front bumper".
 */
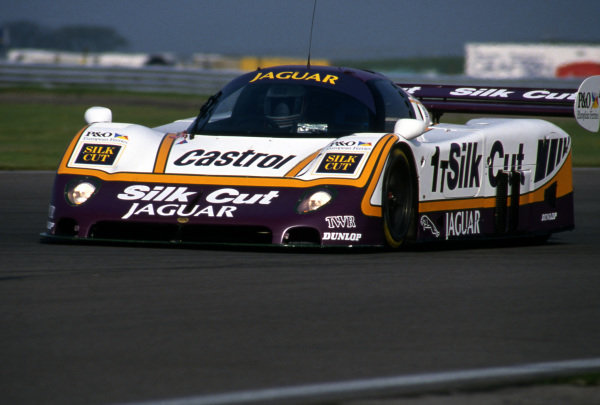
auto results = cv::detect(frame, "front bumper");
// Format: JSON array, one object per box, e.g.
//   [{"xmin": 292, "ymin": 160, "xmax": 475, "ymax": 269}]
[{"xmin": 43, "ymin": 174, "xmax": 385, "ymax": 248}]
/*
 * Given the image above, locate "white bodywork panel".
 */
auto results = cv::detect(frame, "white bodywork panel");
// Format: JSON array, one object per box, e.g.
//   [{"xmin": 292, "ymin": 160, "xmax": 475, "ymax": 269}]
[
  {"xmin": 67, "ymin": 117, "xmax": 570, "ymax": 210},
  {"xmin": 409, "ymin": 118, "xmax": 570, "ymax": 202}
]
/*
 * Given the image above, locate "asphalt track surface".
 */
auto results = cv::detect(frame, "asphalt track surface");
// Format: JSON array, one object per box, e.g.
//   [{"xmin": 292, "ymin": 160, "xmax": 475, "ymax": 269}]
[{"xmin": 1, "ymin": 169, "xmax": 600, "ymax": 404}]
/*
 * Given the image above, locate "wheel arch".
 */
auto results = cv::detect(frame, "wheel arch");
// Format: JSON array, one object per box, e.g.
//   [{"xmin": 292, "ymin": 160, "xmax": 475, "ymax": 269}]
[
  {"xmin": 389, "ymin": 141, "xmax": 420, "ymax": 205},
  {"xmin": 381, "ymin": 141, "xmax": 419, "ymax": 248}
]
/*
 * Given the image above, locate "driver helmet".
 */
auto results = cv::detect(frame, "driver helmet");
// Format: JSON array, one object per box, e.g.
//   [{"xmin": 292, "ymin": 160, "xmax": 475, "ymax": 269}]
[{"xmin": 264, "ymin": 85, "xmax": 305, "ymax": 128}]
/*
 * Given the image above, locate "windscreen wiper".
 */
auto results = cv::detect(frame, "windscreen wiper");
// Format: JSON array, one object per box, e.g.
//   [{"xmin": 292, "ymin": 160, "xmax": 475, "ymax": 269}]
[{"xmin": 190, "ymin": 91, "xmax": 222, "ymax": 139}]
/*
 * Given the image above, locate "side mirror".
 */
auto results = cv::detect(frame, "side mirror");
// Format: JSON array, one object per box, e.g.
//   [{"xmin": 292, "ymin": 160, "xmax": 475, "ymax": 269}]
[
  {"xmin": 394, "ymin": 118, "xmax": 427, "ymax": 140},
  {"xmin": 84, "ymin": 106, "xmax": 112, "ymax": 124}
]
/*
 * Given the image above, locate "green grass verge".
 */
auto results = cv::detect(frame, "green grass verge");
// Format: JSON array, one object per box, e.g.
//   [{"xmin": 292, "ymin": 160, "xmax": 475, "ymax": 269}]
[
  {"xmin": 335, "ymin": 56, "xmax": 465, "ymax": 75},
  {"xmin": 1, "ymin": 89, "xmax": 599, "ymax": 170},
  {"xmin": 0, "ymin": 90, "xmax": 201, "ymax": 170}
]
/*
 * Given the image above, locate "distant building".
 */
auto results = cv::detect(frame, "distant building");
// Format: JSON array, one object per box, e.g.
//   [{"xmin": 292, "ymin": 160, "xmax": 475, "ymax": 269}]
[
  {"xmin": 6, "ymin": 49, "xmax": 174, "ymax": 68},
  {"xmin": 6, "ymin": 49, "xmax": 329, "ymax": 72},
  {"xmin": 465, "ymin": 43, "xmax": 600, "ymax": 79}
]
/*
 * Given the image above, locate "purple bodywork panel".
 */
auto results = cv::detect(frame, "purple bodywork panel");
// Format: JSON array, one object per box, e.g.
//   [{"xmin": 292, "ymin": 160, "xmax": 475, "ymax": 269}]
[{"xmin": 46, "ymin": 174, "xmax": 386, "ymax": 247}]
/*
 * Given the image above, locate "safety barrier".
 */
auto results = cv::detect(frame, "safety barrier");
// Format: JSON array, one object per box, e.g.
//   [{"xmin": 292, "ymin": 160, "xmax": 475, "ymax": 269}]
[
  {"xmin": 0, "ymin": 62, "xmax": 581, "ymax": 96},
  {"xmin": 0, "ymin": 62, "xmax": 240, "ymax": 95}
]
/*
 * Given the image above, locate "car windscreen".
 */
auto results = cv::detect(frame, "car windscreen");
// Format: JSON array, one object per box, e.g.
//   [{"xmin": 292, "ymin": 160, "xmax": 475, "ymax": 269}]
[
  {"xmin": 368, "ymin": 79, "xmax": 416, "ymax": 132},
  {"xmin": 190, "ymin": 82, "xmax": 377, "ymax": 137}
]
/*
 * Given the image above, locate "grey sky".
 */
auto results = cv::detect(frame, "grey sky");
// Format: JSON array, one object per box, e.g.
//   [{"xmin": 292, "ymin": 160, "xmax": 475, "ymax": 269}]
[{"xmin": 2, "ymin": 0, "xmax": 599, "ymax": 59}]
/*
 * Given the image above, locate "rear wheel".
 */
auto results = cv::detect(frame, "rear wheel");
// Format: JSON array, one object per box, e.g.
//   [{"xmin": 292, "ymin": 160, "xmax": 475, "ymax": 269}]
[{"xmin": 382, "ymin": 147, "xmax": 417, "ymax": 248}]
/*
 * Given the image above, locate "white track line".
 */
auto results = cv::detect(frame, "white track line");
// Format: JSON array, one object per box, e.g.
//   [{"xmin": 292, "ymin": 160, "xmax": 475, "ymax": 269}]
[{"xmin": 120, "ymin": 357, "xmax": 600, "ymax": 405}]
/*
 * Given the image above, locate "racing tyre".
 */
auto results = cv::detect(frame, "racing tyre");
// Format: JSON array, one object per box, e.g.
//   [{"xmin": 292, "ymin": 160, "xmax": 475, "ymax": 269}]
[{"xmin": 382, "ymin": 147, "xmax": 417, "ymax": 248}]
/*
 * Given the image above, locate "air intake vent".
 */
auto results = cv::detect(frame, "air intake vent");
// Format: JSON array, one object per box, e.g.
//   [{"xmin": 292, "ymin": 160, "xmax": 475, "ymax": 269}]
[
  {"xmin": 283, "ymin": 227, "xmax": 321, "ymax": 246},
  {"xmin": 55, "ymin": 218, "xmax": 79, "ymax": 237},
  {"xmin": 89, "ymin": 221, "xmax": 272, "ymax": 244}
]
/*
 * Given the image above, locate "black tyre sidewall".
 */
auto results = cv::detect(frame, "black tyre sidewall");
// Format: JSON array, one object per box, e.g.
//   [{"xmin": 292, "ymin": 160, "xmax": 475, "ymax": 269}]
[{"xmin": 382, "ymin": 147, "xmax": 416, "ymax": 248}]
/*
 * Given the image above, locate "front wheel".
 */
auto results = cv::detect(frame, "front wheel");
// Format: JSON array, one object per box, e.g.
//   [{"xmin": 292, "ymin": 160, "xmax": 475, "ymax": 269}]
[{"xmin": 382, "ymin": 147, "xmax": 417, "ymax": 248}]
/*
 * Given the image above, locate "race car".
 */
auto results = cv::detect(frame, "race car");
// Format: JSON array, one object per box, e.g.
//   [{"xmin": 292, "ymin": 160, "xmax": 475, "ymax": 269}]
[{"xmin": 41, "ymin": 66, "xmax": 599, "ymax": 248}]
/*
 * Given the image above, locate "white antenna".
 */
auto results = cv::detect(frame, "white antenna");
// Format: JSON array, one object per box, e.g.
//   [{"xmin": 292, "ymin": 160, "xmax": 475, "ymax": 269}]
[{"xmin": 307, "ymin": 0, "xmax": 317, "ymax": 69}]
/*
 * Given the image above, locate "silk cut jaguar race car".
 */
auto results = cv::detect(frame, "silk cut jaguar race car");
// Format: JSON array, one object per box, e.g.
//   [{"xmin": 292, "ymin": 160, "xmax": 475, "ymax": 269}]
[{"xmin": 41, "ymin": 66, "xmax": 600, "ymax": 248}]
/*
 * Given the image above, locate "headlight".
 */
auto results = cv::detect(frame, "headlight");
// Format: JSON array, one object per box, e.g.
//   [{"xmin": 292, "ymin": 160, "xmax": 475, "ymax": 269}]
[
  {"xmin": 66, "ymin": 182, "xmax": 96, "ymax": 205},
  {"xmin": 297, "ymin": 189, "xmax": 334, "ymax": 213}
]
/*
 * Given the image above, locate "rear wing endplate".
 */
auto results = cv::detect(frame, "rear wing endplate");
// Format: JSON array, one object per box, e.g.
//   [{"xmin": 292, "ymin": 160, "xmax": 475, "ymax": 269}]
[{"xmin": 573, "ymin": 75, "xmax": 600, "ymax": 132}]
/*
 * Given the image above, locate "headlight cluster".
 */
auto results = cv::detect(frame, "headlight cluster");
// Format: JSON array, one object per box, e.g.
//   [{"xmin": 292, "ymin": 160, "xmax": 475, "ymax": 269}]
[
  {"xmin": 297, "ymin": 189, "xmax": 334, "ymax": 213},
  {"xmin": 66, "ymin": 181, "xmax": 97, "ymax": 205}
]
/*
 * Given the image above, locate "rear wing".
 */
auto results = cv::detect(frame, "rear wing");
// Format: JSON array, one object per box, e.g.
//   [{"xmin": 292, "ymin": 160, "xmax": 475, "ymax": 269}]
[{"xmin": 397, "ymin": 83, "xmax": 577, "ymax": 123}]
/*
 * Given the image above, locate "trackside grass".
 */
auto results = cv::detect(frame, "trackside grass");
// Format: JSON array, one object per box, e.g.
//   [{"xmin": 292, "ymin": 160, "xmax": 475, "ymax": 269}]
[
  {"xmin": 0, "ymin": 89, "xmax": 200, "ymax": 170},
  {"xmin": 0, "ymin": 89, "xmax": 598, "ymax": 170}
]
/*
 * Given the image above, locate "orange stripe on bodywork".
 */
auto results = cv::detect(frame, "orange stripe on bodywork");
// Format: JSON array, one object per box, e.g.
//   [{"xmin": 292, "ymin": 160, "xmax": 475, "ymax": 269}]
[
  {"xmin": 419, "ymin": 196, "xmax": 497, "ymax": 213},
  {"xmin": 153, "ymin": 133, "xmax": 177, "ymax": 173},
  {"xmin": 285, "ymin": 150, "xmax": 321, "ymax": 178},
  {"xmin": 526, "ymin": 152, "xmax": 573, "ymax": 203},
  {"xmin": 360, "ymin": 134, "xmax": 399, "ymax": 217},
  {"xmin": 58, "ymin": 126, "xmax": 89, "ymax": 170},
  {"xmin": 57, "ymin": 133, "xmax": 399, "ymax": 191}
]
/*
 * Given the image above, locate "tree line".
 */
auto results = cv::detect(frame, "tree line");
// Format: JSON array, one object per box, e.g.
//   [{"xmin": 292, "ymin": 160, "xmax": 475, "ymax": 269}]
[{"xmin": 2, "ymin": 20, "xmax": 128, "ymax": 52}]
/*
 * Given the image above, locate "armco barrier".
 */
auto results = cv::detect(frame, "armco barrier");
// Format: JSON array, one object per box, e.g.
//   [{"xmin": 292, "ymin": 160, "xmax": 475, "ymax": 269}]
[
  {"xmin": 0, "ymin": 62, "xmax": 582, "ymax": 95},
  {"xmin": 0, "ymin": 62, "xmax": 240, "ymax": 95}
]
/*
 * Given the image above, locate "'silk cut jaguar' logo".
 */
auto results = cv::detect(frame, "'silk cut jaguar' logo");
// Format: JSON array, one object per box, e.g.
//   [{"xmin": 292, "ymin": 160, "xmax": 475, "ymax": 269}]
[{"xmin": 117, "ymin": 185, "xmax": 280, "ymax": 220}]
